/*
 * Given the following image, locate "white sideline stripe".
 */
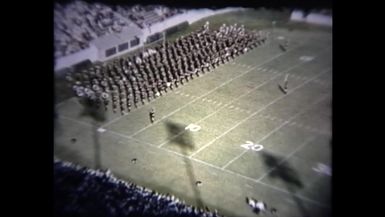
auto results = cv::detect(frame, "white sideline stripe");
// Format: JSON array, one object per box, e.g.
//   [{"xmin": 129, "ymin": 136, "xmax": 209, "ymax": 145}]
[
  {"xmin": 126, "ymin": 41, "xmax": 311, "ymax": 138},
  {"xmin": 190, "ymin": 63, "xmax": 331, "ymax": 159},
  {"xmin": 59, "ymin": 115, "xmax": 329, "ymax": 209},
  {"xmin": 256, "ymin": 136, "xmax": 317, "ymax": 181},
  {"xmin": 55, "ymin": 97, "xmax": 76, "ymax": 109},
  {"xmin": 158, "ymin": 71, "xmax": 285, "ymax": 148},
  {"xmin": 221, "ymin": 76, "xmax": 329, "ymax": 169},
  {"xmin": 191, "ymin": 158, "xmax": 329, "ymax": 208}
]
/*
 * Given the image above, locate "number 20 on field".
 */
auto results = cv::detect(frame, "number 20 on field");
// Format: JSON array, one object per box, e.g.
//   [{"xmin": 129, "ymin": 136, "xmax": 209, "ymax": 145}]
[{"xmin": 240, "ymin": 141, "xmax": 264, "ymax": 152}]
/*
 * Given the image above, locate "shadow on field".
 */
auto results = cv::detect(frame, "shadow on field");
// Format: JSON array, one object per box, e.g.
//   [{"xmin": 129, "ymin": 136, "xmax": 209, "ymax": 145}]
[
  {"xmin": 260, "ymin": 151, "xmax": 311, "ymax": 217},
  {"xmin": 165, "ymin": 121, "xmax": 204, "ymax": 209},
  {"xmin": 79, "ymin": 98, "xmax": 106, "ymax": 170}
]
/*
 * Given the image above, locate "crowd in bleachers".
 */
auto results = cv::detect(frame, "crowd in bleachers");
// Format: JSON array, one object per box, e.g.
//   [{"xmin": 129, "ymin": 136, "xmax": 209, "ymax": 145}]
[
  {"xmin": 114, "ymin": 5, "xmax": 185, "ymax": 29},
  {"xmin": 54, "ymin": 1, "xmax": 132, "ymax": 58},
  {"xmin": 54, "ymin": 1, "xmax": 184, "ymax": 58},
  {"xmin": 54, "ymin": 159, "xmax": 222, "ymax": 217},
  {"xmin": 65, "ymin": 22, "xmax": 269, "ymax": 115}
]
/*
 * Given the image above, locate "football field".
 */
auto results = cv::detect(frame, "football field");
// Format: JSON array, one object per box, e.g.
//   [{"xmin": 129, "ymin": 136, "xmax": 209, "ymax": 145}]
[{"xmin": 54, "ymin": 27, "xmax": 332, "ymax": 217}]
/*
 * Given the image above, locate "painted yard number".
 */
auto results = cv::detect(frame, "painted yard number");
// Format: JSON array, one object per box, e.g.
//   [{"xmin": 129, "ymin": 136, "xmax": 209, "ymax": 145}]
[
  {"xmin": 185, "ymin": 124, "xmax": 201, "ymax": 132},
  {"xmin": 312, "ymin": 163, "xmax": 332, "ymax": 176},
  {"xmin": 184, "ymin": 125, "xmax": 263, "ymax": 153},
  {"xmin": 241, "ymin": 141, "xmax": 264, "ymax": 152}
]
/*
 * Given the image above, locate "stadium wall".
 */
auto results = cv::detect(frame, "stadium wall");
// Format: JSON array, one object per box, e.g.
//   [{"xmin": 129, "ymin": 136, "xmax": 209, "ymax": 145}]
[
  {"xmin": 54, "ymin": 46, "xmax": 98, "ymax": 73},
  {"xmin": 290, "ymin": 10, "xmax": 332, "ymax": 26}
]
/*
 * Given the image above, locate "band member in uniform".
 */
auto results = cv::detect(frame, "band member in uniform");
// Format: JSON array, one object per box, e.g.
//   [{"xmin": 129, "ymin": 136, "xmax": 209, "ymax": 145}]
[{"xmin": 149, "ymin": 108, "xmax": 155, "ymax": 124}]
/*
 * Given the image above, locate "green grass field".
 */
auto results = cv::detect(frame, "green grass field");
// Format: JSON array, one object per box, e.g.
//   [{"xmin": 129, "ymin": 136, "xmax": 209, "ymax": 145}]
[{"xmin": 54, "ymin": 9, "xmax": 332, "ymax": 217}]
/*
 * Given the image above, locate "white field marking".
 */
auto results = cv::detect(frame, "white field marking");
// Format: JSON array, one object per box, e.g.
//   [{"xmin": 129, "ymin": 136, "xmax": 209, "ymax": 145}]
[
  {"xmin": 158, "ymin": 53, "xmax": 322, "ymax": 149},
  {"xmin": 132, "ymin": 40, "xmax": 322, "ymax": 138},
  {"xmin": 185, "ymin": 124, "xmax": 202, "ymax": 132},
  {"xmin": 99, "ymin": 90, "xmax": 166, "ymax": 129},
  {"xmin": 97, "ymin": 128, "xmax": 106, "ymax": 133},
  {"xmin": 284, "ymin": 74, "xmax": 289, "ymax": 83},
  {"xmin": 192, "ymin": 156, "xmax": 329, "ymax": 208},
  {"xmin": 232, "ymin": 95, "xmax": 328, "ymax": 168},
  {"xmin": 189, "ymin": 61, "xmax": 330, "ymax": 159},
  {"xmin": 312, "ymin": 163, "xmax": 332, "ymax": 176},
  {"xmin": 245, "ymin": 184, "xmax": 254, "ymax": 189},
  {"xmin": 126, "ymin": 57, "xmax": 299, "ymax": 139},
  {"xmin": 219, "ymin": 72, "xmax": 330, "ymax": 169},
  {"xmin": 120, "ymin": 127, "xmax": 330, "ymax": 207},
  {"xmin": 59, "ymin": 115, "xmax": 93, "ymax": 127},
  {"xmin": 256, "ymin": 179, "xmax": 329, "ymax": 208},
  {"xmin": 154, "ymin": 44, "xmax": 321, "ymax": 147},
  {"xmin": 59, "ymin": 115, "xmax": 329, "ymax": 209},
  {"xmin": 158, "ymin": 71, "xmax": 285, "ymax": 148},
  {"xmin": 256, "ymin": 136, "xmax": 317, "ymax": 181},
  {"xmin": 299, "ymin": 56, "xmax": 315, "ymax": 62},
  {"xmin": 55, "ymin": 97, "xmax": 76, "ymax": 109}
]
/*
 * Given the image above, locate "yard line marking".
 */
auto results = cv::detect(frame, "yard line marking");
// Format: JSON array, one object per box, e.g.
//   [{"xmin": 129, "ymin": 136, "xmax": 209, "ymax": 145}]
[
  {"xmin": 159, "ymin": 53, "xmax": 322, "ymax": 149},
  {"xmin": 59, "ymin": 115, "xmax": 93, "ymax": 127},
  {"xmin": 256, "ymin": 136, "xmax": 317, "ymax": 181},
  {"xmin": 188, "ymin": 54, "xmax": 330, "ymax": 158},
  {"xmin": 58, "ymin": 114, "xmax": 329, "ymax": 209},
  {"xmin": 222, "ymin": 93, "xmax": 329, "ymax": 170},
  {"xmin": 158, "ymin": 71, "xmax": 285, "ymax": 148},
  {"xmin": 55, "ymin": 97, "xmax": 77, "ymax": 109},
  {"xmin": 133, "ymin": 41, "xmax": 317, "ymax": 140},
  {"xmin": 189, "ymin": 158, "xmax": 329, "ymax": 208}
]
